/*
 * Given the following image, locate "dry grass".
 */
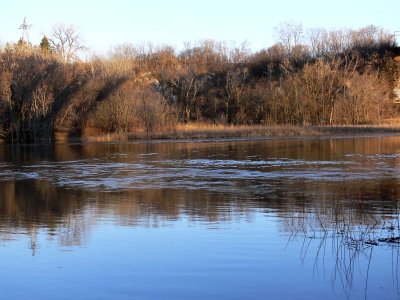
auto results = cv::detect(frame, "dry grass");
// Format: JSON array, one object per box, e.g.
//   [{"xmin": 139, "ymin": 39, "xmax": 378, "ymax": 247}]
[
  {"xmin": 60, "ymin": 123, "xmax": 400, "ymax": 142},
  {"xmin": 79, "ymin": 123, "xmax": 320, "ymax": 142},
  {"xmin": 380, "ymin": 117, "xmax": 400, "ymax": 125},
  {"xmin": 160, "ymin": 123, "xmax": 320, "ymax": 139},
  {"xmin": 316, "ymin": 124, "xmax": 400, "ymax": 135}
]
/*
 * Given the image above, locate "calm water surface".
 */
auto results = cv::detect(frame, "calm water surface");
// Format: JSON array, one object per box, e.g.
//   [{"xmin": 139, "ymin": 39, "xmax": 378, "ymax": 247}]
[{"xmin": 1, "ymin": 136, "xmax": 400, "ymax": 299}]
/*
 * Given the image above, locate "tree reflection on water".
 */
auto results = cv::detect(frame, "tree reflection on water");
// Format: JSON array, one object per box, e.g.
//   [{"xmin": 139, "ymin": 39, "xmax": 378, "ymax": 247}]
[
  {"xmin": 0, "ymin": 179, "xmax": 258, "ymax": 251},
  {"xmin": 284, "ymin": 192, "xmax": 400, "ymax": 299}
]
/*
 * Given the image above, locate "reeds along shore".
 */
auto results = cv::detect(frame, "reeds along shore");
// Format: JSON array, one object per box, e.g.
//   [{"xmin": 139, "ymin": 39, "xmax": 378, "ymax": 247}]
[
  {"xmin": 74, "ymin": 124, "xmax": 400, "ymax": 142},
  {"xmin": 0, "ymin": 24, "xmax": 399, "ymax": 143}
]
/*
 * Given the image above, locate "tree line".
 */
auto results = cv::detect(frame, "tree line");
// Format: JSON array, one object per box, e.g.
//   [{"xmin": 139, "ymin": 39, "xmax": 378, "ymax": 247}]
[{"xmin": 0, "ymin": 23, "xmax": 399, "ymax": 142}]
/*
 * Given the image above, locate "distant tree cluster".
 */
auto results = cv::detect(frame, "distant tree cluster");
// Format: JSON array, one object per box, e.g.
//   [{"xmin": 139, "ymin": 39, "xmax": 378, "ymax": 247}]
[{"xmin": 0, "ymin": 23, "xmax": 399, "ymax": 142}]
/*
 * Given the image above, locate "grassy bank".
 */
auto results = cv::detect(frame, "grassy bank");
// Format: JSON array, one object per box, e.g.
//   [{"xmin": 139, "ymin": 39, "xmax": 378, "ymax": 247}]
[
  {"xmin": 315, "ymin": 124, "xmax": 400, "ymax": 135},
  {"xmin": 77, "ymin": 123, "xmax": 400, "ymax": 142}
]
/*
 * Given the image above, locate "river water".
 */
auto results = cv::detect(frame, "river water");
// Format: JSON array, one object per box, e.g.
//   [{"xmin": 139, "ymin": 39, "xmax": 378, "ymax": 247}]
[{"xmin": 0, "ymin": 136, "xmax": 400, "ymax": 299}]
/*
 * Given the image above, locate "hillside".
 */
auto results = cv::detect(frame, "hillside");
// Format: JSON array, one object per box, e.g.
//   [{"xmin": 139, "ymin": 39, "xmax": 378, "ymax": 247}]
[{"xmin": 0, "ymin": 25, "xmax": 399, "ymax": 142}]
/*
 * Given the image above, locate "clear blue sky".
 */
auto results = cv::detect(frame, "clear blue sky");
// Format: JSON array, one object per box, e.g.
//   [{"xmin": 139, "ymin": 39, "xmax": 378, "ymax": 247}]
[{"xmin": 1, "ymin": 0, "xmax": 399, "ymax": 55}]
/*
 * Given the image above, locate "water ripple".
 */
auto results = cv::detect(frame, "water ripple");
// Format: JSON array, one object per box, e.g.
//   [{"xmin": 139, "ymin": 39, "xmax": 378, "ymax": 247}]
[{"xmin": 0, "ymin": 154, "xmax": 397, "ymax": 192}]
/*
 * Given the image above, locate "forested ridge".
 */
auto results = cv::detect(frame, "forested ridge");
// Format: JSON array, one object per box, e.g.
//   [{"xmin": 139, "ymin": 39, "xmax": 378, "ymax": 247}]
[{"xmin": 0, "ymin": 23, "xmax": 399, "ymax": 142}]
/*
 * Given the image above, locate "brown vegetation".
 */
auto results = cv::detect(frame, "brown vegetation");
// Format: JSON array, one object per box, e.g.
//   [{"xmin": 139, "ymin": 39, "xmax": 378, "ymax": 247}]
[
  {"xmin": 0, "ymin": 24, "xmax": 399, "ymax": 143},
  {"xmin": 82, "ymin": 123, "xmax": 321, "ymax": 141}
]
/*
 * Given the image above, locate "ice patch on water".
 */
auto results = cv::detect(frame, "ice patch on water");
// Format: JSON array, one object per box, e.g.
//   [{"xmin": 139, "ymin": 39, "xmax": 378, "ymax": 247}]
[{"xmin": 138, "ymin": 153, "xmax": 158, "ymax": 157}]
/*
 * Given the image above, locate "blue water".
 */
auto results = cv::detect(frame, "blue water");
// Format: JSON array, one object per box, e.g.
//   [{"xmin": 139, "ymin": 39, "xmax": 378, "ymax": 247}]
[{"xmin": 0, "ymin": 136, "xmax": 399, "ymax": 299}]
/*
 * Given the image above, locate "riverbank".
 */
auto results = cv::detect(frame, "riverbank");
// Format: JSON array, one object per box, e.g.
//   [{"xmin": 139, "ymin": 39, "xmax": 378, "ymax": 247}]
[
  {"xmin": 78, "ymin": 123, "xmax": 400, "ymax": 142},
  {"xmin": 3, "ymin": 124, "xmax": 400, "ymax": 144}
]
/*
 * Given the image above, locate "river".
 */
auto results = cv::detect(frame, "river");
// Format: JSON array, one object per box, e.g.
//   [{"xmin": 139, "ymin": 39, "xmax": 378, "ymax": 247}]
[{"xmin": 0, "ymin": 136, "xmax": 400, "ymax": 299}]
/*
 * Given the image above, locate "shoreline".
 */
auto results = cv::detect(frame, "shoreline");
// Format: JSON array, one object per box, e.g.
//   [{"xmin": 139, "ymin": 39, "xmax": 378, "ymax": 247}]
[
  {"xmin": 69, "ymin": 124, "xmax": 400, "ymax": 143},
  {"xmin": 3, "ymin": 124, "xmax": 400, "ymax": 144}
]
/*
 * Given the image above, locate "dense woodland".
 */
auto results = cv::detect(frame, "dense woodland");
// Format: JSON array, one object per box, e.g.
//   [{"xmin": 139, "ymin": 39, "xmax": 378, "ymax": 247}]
[{"xmin": 0, "ymin": 23, "xmax": 399, "ymax": 142}]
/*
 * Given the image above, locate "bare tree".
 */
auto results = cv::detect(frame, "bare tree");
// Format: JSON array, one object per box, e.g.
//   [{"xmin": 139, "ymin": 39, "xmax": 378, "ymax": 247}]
[
  {"xmin": 228, "ymin": 41, "xmax": 250, "ymax": 64},
  {"xmin": 225, "ymin": 67, "xmax": 249, "ymax": 123},
  {"xmin": 306, "ymin": 27, "xmax": 329, "ymax": 57},
  {"xmin": 274, "ymin": 21, "xmax": 304, "ymax": 54},
  {"xmin": 50, "ymin": 24, "xmax": 85, "ymax": 63}
]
